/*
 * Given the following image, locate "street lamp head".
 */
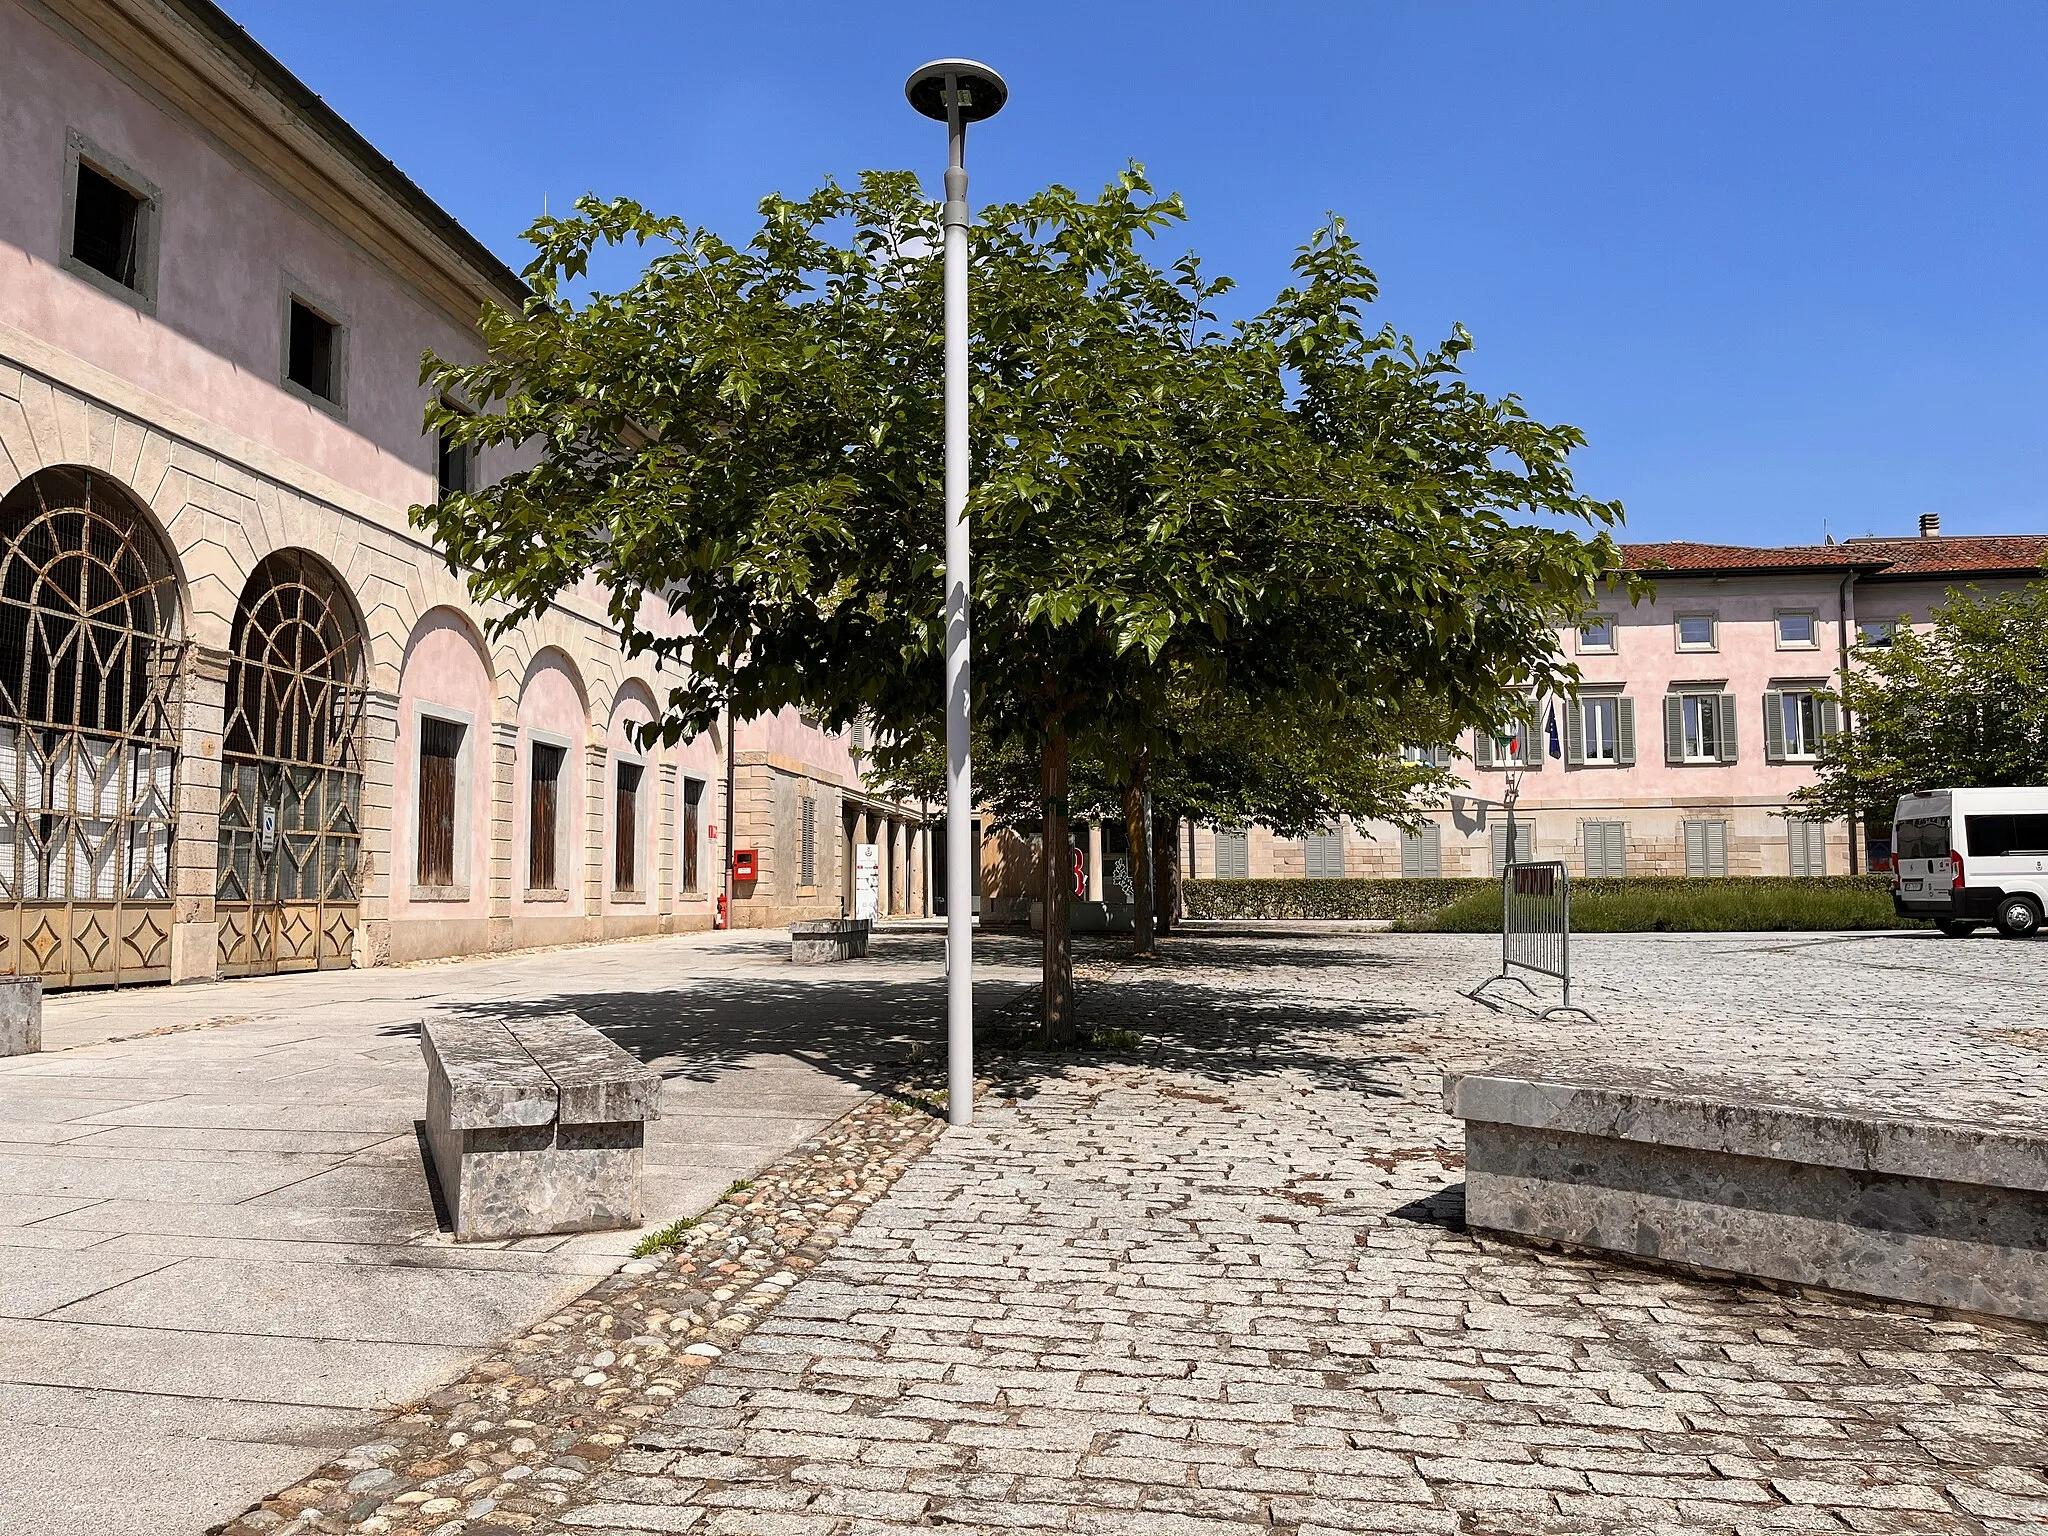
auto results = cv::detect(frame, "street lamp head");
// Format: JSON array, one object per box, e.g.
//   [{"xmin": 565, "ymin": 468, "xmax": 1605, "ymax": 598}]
[{"xmin": 905, "ymin": 59, "xmax": 1008, "ymax": 123}]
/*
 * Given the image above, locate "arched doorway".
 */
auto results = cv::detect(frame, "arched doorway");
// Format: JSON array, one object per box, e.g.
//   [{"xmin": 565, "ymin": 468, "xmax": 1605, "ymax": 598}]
[
  {"xmin": 0, "ymin": 467, "xmax": 182, "ymax": 987},
  {"xmin": 216, "ymin": 550, "xmax": 365, "ymax": 974}
]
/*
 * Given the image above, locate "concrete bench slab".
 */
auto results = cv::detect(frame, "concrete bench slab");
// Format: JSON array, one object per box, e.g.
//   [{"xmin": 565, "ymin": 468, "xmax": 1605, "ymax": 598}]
[
  {"xmin": 790, "ymin": 918, "xmax": 869, "ymax": 964},
  {"xmin": 0, "ymin": 977, "xmax": 41, "ymax": 1056},
  {"xmin": 422, "ymin": 1010, "xmax": 662, "ymax": 1242},
  {"xmin": 1446, "ymin": 1060, "xmax": 2048, "ymax": 1324}
]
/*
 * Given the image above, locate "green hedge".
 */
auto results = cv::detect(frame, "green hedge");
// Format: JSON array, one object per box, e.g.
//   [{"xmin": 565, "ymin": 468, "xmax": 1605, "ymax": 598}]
[{"xmin": 1186, "ymin": 874, "xmax": 1910, "ymax": 931}]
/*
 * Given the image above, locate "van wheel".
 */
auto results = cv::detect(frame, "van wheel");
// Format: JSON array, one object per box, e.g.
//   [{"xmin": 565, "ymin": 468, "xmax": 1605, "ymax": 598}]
[
  {"xmin": 1995, "ymin": 897, "xmax": 2042, "ymax": 939},
  {"xmin": 1937, "ymin": 919, "xmax": 1977, "ymax": 937}
]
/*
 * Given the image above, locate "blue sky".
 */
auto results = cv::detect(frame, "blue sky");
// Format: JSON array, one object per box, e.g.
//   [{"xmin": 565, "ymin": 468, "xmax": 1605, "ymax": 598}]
[{"xmin": 233, "ymin": 1, "xmax": 2048, "ymax": 546}]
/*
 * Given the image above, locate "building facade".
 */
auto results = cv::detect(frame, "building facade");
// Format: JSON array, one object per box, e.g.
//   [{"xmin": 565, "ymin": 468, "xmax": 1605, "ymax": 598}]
[
  {"xmin": 1193, "ymin": 526, "xmax": 2048, "ymax": 884},
  {"xmin": 0, "ymin": 0, "xmax": 923, "ymax": 988}
]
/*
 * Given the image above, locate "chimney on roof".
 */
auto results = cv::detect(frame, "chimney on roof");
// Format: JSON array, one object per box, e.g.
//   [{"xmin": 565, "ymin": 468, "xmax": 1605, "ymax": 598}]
[{"xmin": 1919, "ymin": 512, "xmax": 1941, "ymax": 538}]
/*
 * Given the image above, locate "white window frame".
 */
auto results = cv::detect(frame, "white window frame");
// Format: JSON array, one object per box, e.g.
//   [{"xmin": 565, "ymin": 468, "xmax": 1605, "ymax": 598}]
[
  {"xmin": 1857, "ymin": 617, "xmax": 1898, "ymax": 648},
  {"xmin": 1775, "ymin": 609, "xmax": 1820, "ymax": 650},
  {"xmin": 1581, "ymin": 696, "xmax": 1620, "ymax": 764},
  {"xmin": 1675, "ymin": 613, "xmax": 1719, "ymax": 652},
  {"xmin": 1578, "ymin": 615, "xmax": 1617, "ymax": 654},
  {"xmin": 1781, "ymin": 689, "xmax": 1821, "ymax": 760},
  {"xmin": 1681, "ymin": 694, "xmax": 1723, "ymax": 764}
]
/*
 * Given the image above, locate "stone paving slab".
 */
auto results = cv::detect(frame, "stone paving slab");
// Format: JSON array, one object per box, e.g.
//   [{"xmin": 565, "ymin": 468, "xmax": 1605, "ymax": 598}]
[
  {"xmin": 508, "ymin": 930, "xmax": 2048, "ymax": 1536},
  {"xmin": 0, "ymin": 926, "xmax": 1039, "ymax": 1536}
]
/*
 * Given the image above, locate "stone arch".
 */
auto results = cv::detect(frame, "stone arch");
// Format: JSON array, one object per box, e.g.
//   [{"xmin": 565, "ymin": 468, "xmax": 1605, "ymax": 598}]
[
  {"xmin": 0, "ymin": 465, "xmax": 186, "ymax": 986},
  {"xmin": 214, "ymin": 548, "xmax": 369, "ymax": 975}
]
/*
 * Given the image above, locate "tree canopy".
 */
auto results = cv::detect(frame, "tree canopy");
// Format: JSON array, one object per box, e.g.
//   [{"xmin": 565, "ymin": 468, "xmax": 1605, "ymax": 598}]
[
  {"xmin": 1793, "ymin": 581, "xmax": 2048, "ymax": 824},
  {"xmin": 416, "ymin": 166, "xmax": 1629, "ymax": 1037}
]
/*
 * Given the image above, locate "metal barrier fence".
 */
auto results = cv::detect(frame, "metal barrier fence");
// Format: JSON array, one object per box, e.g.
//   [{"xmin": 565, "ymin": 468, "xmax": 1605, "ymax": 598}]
[{"xmin": 1470, "ymin": 859, "xmax": 1594, "ymax": 1020}]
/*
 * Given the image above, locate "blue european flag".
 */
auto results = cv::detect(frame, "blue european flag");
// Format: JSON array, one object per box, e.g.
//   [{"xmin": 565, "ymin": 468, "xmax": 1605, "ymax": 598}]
[{"xmin": 1546, "ymin": 703, "xmax": 1562, "ymax": 759}]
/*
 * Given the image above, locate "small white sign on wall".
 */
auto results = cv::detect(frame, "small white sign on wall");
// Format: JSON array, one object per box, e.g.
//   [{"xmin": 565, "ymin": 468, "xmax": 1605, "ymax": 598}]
[
  {"xmin": 854, "ymin": 843, "xmax": 881, "ymax": 920},
  {"xmin": 259, "ymin": 803, "xmax": 278, "ymax": 857}
]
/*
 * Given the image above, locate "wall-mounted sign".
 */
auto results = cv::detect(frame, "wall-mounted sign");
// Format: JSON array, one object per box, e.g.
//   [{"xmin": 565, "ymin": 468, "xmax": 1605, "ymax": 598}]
[
  {"xmin": 854, "ymin": 843, "xmax": 881, "ymax": 920},
  {"xmin": 259, "ymin": 803, "xmax": 278, "ymax": 856}
]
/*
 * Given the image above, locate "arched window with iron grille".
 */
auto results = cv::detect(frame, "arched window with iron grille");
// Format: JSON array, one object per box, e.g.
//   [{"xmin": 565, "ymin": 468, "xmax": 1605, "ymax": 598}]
[
  {"xmin": 0, "ymin": 466, "xmax": 183, "ymax": 987},
  {"xmin": 216, "ymin": 549, "xmax": 365, "ymax": 975}
]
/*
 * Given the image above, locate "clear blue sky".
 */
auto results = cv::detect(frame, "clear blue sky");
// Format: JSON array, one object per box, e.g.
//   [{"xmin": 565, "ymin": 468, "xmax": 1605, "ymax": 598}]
[{"xmin": 233, "ymin": 1, "xmax": 2048, "ymax": 546}]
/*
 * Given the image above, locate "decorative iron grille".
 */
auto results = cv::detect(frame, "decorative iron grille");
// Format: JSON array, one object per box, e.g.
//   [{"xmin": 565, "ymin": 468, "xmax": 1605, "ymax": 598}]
[
  {"xmin": 0, "ymin": 467, "xmax": 182, "ymax": 987},
  {"xmin": 216, "ymin": 549, "xmax": 365, "ymax": 975}
]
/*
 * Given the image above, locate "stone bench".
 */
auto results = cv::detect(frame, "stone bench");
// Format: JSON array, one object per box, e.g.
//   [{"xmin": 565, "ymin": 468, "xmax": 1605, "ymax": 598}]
[
  {"xmin": 790, "ymin": 918, "xmax": 869, "ymax": 964},
  {"xmin": 1445, "ymin": 1061, "xmax": 2048, "ymax": 1325},
  {"xmin": 0, "ymin": 976, "xmax": 40, "ymax": 1056},
  {"xmin": 421, "ymin": 1010, "xmax": 662, "ymax": 1242}
]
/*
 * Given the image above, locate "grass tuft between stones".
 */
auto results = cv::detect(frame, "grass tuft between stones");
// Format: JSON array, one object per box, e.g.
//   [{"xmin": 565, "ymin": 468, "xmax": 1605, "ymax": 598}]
[{"xmin": 631, "ymin": 1216, "xmax": 697, "ymax": 1257}]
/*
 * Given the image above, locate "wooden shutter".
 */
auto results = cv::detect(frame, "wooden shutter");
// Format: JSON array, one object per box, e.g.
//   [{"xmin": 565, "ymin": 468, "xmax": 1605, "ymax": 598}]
[
  {"xmin": 1306, "ymin": 828, "xmax": 1343, "ymax": 879},
  {"xmin": 1216, "ymin": 830, "xmax": 1249, "ymax": 879},
  {"xmin": 1708, "ymin": 819, "xmax": 1727, "ymax": 876},
  {"xmin": 1473, "ymin": 728, "xmax": 1495, "ymax": 768},
  {"xmin": 682, "ymin": 778, "xmax": 702, "ymax": 892},
  {"xmin": 1565, "ymin": 701, "xmax": 1585, "ymax": 765},
  {"xmin": 1582, "ymin": 822, "xmax": 1604, "ymax": 878},
  {"xmin": 615, "ymin": 762, "xmax": 642, "ymax": 892},
  {"xmin": 1401, "ymin": 824, "xmax": 1441, "ymax": 879},
  {"xmin": 1818, "ymin": 697, "xmax": 1842, "ymax": 746},
  {"xmin": 1521, "ymin": 707, "xmax": 1543, "ymax": 769},
  {"xmin": 1605, "ymin": 822, "xmax": 1626, "ymax": 877},
  {"xmin": 800, "ymin": 796, "xmax": 817, "ymax": 886},
  {"xmin": 1664, "ymin": 695, "xmax": 1685, "ymax": 764},
  {"xmin": 528, "ymin": 742, "xmax": 562, "ymax": 890},
  {"xmin": 417, "ymin": 717, "xmax": 461, "ymax": 887},
  {"xmin": 1688, "ymin": 818, "xmax": 1728, "ymax": 877},
  {"xmin": 1717, "ymin": 694, "xmax": 1739, "ymax": 763},
  {"xmin": 1763, "ymin": 691, "xmax": 1786, "ymax": 763},
  {"xmin": 1490, "ymin": 823, "xmax": 1508, "ymax": 875},
  {"xmin": 1615, "ymin": 698, "xmax": 1637, "ymax": 766}
]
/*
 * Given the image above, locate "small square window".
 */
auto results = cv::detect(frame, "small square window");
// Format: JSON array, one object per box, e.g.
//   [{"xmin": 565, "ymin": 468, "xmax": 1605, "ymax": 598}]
[
  {"xmin": 437, "ymin": 404, "xmax": 473, "ymax": 500},
  {"xmin": 288, "ymin": 300, "xmax": 338, "ymax": 401},
  {"xmin": 1677, "ymin": 614, "xmax": 1717, "ymax": 651},
  {"xmin": 1580, "ymin": 616, "xmax": 1616, "ymax": 653},
  {"xmin": 1776, "ymin": 610, "xmax": 1817, "ymax": 648},
  {"xmin": 72, "ymin": 163, "xmax": 144, "ymax": 289},
  {"xmin": 1858, "ymin": 618, "xmax": 1897, "ymax": 648}
]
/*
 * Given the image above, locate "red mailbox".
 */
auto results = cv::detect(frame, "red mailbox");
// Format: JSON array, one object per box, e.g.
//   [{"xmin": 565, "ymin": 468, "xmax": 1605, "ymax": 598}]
[{"xmin": 732, "ymin": 848, "xmax": 758, "ymax": 882}]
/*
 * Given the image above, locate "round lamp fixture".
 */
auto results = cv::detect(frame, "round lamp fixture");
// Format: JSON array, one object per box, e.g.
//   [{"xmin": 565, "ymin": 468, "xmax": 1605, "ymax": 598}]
[{"xmin": 905, "ymin": 58, "xmax": 1008, "ymax": 122}]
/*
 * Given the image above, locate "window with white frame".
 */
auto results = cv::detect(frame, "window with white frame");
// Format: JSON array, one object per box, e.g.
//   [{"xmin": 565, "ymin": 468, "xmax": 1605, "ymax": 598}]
[
  {"xmin": 1676, "ymin": 613, "xmax": 1717, "ymax": 651},
  {"xmin": 1568, "ymin": 694, "xmax": 1635, "ymax": 766},
  {"xmin": 1473, "ymin": 709, "xmax": 1541, "ymax": 769},
  {"xmin": 1579, "ymin": 616, "xmax": 1616, "ymax": 653},
  {"xmin": 1402, "ymin": 744, "xmax": 1453, "ymax": 767},
  {"xmin": 1665, "ymin": 692, "xmax": 1738, "ymax": 765},
  {"xmin": 1764, "ymin": 688, "xmax": 1838, "ymax": 762},
  {"xmin": 1776, "ymin": 610, "xmax": 1818, "ymax": 648},
  {"xmin": 1857, "ymin": 617, "xmax": 1898, "ymax": 648}
]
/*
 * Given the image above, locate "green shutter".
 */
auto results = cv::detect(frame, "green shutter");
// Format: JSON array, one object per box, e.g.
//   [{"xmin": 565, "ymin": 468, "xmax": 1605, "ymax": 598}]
[
  {"xmin": 1663, "ymin": 695, "xmax": 1684, "ymax": 764},
  {"xmin": 1615, "ymin": 698, "xmax": 1637, "ymax": 767},
  {"xmin": 1763, "ymin": 691, "xmax": 1786, "ymax": 763},
  {"xmin": 1474, "ymin": 728, "xmax": 1494, "ymax": 768},
  {"xmin": 1565, "ymin": 701, "xmax": 1585, "ymax": 765},
  {"xmin": 1717, "ymin": 694, "xmax": 1739, "ymax": 763},
  {"xmin": 1522, "ymin": 706, "xmax": 1543, "ymax": 769},
  {"xmin": 1818, "ymin": 697, "xmax": 1841, "ymax": 746}
]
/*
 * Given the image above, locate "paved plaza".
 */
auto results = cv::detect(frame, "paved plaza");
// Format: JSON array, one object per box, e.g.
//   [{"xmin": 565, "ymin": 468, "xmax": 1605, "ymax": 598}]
[
  {"xmin": 546, "ymin": 928, "xmax": 2048, "ymax": 1536},
  {"xmin": 0, "ymin": 928, "xmax": 1036, "ymax": 1536}
]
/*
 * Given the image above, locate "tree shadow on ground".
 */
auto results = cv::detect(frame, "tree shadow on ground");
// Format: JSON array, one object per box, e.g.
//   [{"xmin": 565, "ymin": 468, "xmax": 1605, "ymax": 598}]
[{"xmin": 415, "ymin": 927, "xmax": 1438, "ymax": 1113}]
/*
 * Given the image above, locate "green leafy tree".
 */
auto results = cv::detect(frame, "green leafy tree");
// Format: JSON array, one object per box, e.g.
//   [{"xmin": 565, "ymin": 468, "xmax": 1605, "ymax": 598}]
[
  {"xmin": 416, "ymin": 168, "xmax": 1625, "ymax": 1045},
  {"xmin": 1793, "ymin": 581, "xmax": 2048, "ymax": 824}
]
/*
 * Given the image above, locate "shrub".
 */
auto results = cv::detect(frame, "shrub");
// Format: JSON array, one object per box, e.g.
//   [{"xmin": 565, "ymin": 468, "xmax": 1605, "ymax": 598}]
[
  {"xmin": 1403, "ymin": 875, "xmax": 1919, "ymax": 933},
  {"xmin": 1185, "ymin": 875, "xmax": 1917, "ymax": 933}
]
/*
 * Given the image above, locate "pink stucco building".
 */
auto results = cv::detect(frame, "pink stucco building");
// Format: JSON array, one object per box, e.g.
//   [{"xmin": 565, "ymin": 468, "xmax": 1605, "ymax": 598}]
[
  {"xmin": 0, "ymin": 0, "xmax": 925, "ymax": 988},
  {"xmin": 1197, "ymin": 523, "xmax": 2048, "ymax": 884}
]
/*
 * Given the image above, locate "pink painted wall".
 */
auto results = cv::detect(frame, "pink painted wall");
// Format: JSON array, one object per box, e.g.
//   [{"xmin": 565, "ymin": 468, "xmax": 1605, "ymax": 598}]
[
  {"xmin": 511, "ymin": 649, "xmax": 586, "ymax": 915},
  {"xmin": 739, "ymin": 705, "xmax": 861, "ymax": 783},
  {"xmin": 0, "ymin": 0, "xmax": 480, "ymax": 513},
  {"xmin": 392, "ymin": 607, "xmax": 493, "ymax": 917}
]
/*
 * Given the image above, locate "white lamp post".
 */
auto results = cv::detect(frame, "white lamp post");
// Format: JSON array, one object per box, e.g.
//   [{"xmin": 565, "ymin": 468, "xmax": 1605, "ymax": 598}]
[{"xmin": 906, "ymin": 58, "xmax": 1006, "ymax": 1129}]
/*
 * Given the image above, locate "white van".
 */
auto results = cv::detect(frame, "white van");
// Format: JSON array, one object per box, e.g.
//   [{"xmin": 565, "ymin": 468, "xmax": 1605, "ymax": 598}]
[{"xmin": 1893, "ymin": 787, "xmax": 2048, "ymax": 937}]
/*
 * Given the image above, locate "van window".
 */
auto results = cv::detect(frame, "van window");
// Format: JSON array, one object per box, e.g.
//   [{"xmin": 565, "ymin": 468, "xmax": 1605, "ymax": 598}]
[
  {"xmin": 1964, "ymin": 814, "xmax": 2048, "ymax": 858},
  {"xmin": 1894, "ymin": 817, "xmax": 1950, "ymax": 860}
]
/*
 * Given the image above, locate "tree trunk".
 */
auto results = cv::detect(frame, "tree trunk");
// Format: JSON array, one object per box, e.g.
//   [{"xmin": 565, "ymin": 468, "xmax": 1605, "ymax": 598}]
[
  {"xmin": 1153, "ymin": 812, "xmax": 1178, "ymax": 937},
  {"xmin": 1041, "ymin": 718, "xmax": 1076, "ymax": 1045},
  {"xmin": 1124, "ymin": 750, "xmax": 1155, "ymax": 957}
]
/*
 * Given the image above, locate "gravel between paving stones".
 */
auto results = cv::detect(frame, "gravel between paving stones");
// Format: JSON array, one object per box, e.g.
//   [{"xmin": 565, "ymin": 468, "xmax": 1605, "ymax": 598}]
[{"xmin": 209, "ymin": 1083, "xmax": 951, "ymax": 1536}]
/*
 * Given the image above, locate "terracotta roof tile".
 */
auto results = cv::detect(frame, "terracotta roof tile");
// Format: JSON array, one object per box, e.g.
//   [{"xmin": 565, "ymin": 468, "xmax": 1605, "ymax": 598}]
[{"xmin": 1620, "ymin": 536, "xmax": 2048, "ymax": 579}]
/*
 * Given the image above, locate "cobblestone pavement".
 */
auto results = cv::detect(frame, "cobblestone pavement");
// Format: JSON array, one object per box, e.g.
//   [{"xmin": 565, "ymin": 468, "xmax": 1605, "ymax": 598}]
[{"xmin": 525, "ymin": 929, "xmax": 2048, "ymax": 1536}]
